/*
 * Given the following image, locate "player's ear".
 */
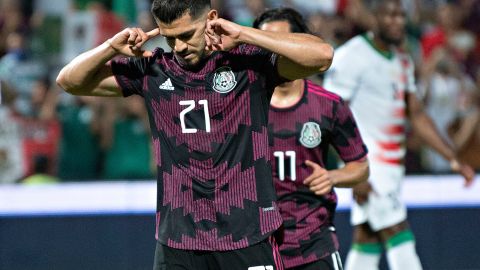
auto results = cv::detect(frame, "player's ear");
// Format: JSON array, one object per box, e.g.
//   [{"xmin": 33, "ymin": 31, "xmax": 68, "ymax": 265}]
[{"xmin": 207, "ymin": 9, "xmax": 218, "ymax": 21}]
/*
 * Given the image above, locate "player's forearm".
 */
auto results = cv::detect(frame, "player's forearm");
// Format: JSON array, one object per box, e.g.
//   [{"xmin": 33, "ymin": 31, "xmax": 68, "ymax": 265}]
[
  {"xmin": 56, "ymin": 42, "xmax": 117, "ymax": 94},
  {"xmin": 411, "ymin": 112, "xmax": 456, "ymax": 161},
  {"xmin": 451, "ymin": 112, "xmax": 480, "ymax": 149},
  {"xmin": 329, "ymin": 159, "xmax": 369, "ymax": 188},
  {"xmin": 238, "ymin": 27, "xmax": 334, "ymax": 72}
]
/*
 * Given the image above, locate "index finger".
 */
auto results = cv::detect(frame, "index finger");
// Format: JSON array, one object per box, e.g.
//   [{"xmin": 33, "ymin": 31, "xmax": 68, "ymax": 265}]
[
  {"xmin": 146, "ymin": 28, "xmax": 160, "ymax": 39},
  {"xmin": 305, "ymin": 160, "xmax": 322, "ymax": 170},
  {"xmin": 462, "ymin": 166, "xmax": 475, "ymax": 187}
]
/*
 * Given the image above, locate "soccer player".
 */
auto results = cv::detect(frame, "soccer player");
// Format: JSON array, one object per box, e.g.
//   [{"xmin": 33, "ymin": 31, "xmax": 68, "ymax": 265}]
[
  {"xmin": 56, "ymin": 1, "xmax": 334, "ymax": 269},
  {"xmin": 323, "ymin": 1, "xmax": 476, "ymax": 270},
  {"xmin": 254, "ymin": 8, "xmax": 369, "ymax": 270}
]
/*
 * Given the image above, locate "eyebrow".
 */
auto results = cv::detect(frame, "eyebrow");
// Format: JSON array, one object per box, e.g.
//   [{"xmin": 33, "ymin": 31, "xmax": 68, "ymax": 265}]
[{"xmin": 163, "ymin": 29, "xmax": 196, "ymax": 39}]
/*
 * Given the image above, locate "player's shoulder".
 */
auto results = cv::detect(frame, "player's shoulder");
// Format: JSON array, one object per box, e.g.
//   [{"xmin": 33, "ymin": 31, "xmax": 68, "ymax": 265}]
[
  {"xmin": 330, "ymin": 35, "xmax": 371, "ymax": 69},
  {"xmin": 115, "ymin": 47, "xmax": 166, "ymax": 67},
  {"xmin": 335, "ymin": 35, "xmax": 369, "ymax": 55},
  {"xmin": 394, "ymin": 47, "xmax": 415, "ymax": 67},
  {"xmin": 306, "ymin": 80, "xmax": 343, "ymax": 104},
  {"xmin": 229, "ymin": 44, "xmax": 266, "ymax": 56}
]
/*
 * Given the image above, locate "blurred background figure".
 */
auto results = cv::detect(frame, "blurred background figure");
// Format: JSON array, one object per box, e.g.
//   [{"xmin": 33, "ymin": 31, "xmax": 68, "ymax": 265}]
[
  {"xmin": 18, "ymin": 77, "xmax": 61, "ymax": 178},
  {"xmin": 0, "ymin": 31, "xmax": 47, "ymax": 116},
  {"xmin": 418, "ymin": 47, "xmax": 474, "ymax": 173},
  {"xmin": 0, "ymin": 80, "xmax": 24, "ymax": 184},
  {"xmin": 447, "ymin": 68, "xmax": 480, "ymax": 171},
  {"xmin": 228, "ymin": 0, "xmax": 267, "ymax": 26},
  {"xmin": 100, "ymin": 96, "xmax": 154, "ymax": 180},
  {"xmin": 21, "ymin": 154, "xmax": 59, "ymax": 184},
  {"xmin": 40, "ymin": 86, "xmax": 102, "ymax": 181}
]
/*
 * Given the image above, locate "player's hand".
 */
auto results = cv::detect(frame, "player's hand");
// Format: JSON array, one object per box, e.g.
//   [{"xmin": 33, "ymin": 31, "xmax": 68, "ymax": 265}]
[
  {"xmin": 303, "ymin": 160, "xmax": 335, "ymax": 196},
  {"xmin": 450, "ymin": 159, "xmax": 475, "ymax": 187},
  {"xmin": 205, "ymin": 18, "xmax": 242, "ymax": 51},
  {"xmin": 352, "ymin": 181, "xmax": 372, "ymax": 205},
  {"xmin": 107, "ymin": 28, "xmax": 160, "ymax": 57}
]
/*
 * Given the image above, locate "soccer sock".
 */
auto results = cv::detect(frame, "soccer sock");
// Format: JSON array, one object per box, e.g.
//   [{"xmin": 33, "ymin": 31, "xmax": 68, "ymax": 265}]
[
  {"xmin": 345, "ymin": 243, "xmax": 382, "ymax": 270},
  {"xmin": 385, "ymin": 230, "xmax": 423, "ymax": 270}
]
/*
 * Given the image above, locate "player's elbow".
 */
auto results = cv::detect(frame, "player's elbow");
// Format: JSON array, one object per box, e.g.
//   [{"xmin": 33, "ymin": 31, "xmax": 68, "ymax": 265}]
[
  {"xmin": 350, "ymin": 158, "xmax": 370, "ymax": 185},
  {"xmin": 56, "ymin": 71, "xmax": 82, "ymax": 96},
  {"xmin": 357, "ymin": 160, "xmax": 370, "ymax": 184},
  {"xmin": 56, "ymin": 71, "xmax": 71, "ymax": 92},
  {"xmin": 314, "ymin": 44, "xmax": 334, "ymax": 73}
]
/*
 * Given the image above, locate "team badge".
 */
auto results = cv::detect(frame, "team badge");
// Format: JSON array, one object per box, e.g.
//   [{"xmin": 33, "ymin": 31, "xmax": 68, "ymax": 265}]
[
  {"xmin": 299, "ymin": 122, "xmax": 322, "ymax": 148},
  {"xmin": 213, "ymin": 67, "xmax": 237, "ymax": 93}
]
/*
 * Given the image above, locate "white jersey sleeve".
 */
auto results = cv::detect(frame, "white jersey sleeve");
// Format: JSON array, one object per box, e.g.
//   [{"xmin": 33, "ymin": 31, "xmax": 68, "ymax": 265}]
[
  {"xmin": 405, "ymin": 55, "xmax": 417, "ymax": 94},
  {"xmin": 323, "ymin": 38, "xmax": 366, "ymax": 101}
]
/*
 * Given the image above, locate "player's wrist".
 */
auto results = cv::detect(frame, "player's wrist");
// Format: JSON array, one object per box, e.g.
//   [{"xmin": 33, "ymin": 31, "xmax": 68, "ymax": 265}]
[
  {"xmin": 450, "ymin": 158, "xmax": 461, "ymax": 171},
  {"xmin": 104, "ymin": 39, "xmax": 120, "ymax": 55},
  {"xmin": 329, "ymin": 173, "xmax": 338, "ymax": 187},
  {"xmin": 237, "ymin": 25, "xmax": 257, "ymax": 46}
]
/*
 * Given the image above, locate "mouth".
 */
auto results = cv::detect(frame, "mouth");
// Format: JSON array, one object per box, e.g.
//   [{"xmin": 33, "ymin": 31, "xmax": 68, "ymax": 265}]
[{"xmin": 176, "ymin": 52, "xmax": 194, "ymax": 61}]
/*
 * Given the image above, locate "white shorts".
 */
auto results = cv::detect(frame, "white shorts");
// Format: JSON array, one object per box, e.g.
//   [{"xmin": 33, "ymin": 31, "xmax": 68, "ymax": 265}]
[{"xmin": 350, "ymin": 164, "xmax": 407, "ymax": 232}]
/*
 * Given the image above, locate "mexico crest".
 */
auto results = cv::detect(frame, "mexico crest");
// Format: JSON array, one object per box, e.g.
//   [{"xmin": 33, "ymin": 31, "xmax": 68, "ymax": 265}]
[
  {"xmin": 300, "ymin": 122, "xmax": 322, "ymax": 148},
  {"xmin": 213, "ymin": 67, "xmax": 237, "ymax": 93}
]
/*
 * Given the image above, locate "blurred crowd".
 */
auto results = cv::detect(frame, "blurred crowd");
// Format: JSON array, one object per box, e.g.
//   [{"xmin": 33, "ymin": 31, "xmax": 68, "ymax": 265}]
[{"xmin": 1, "ymin": 0, "xmax": 479, "ymax": 184}]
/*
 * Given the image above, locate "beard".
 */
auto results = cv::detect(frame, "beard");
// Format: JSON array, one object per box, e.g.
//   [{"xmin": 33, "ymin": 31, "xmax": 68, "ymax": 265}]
[{"xmin": 378, "ymin": 30, "xmax": 404, "ymax": 47}]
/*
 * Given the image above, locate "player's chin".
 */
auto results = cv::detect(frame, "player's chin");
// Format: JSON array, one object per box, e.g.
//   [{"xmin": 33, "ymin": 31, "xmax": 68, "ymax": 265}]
[
  {"xmin": 175, "ymin": 54, "xmax": 197, "ymax": 68},
  {"xmin": 185, "ymin": 57, "xmax": 201, "ymax": 67},
  {"xmin": 387, "ymin": 32, "xmax": 405, "ymax": 46}
]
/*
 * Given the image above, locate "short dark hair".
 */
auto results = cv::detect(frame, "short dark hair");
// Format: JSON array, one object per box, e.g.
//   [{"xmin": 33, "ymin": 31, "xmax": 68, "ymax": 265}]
[
  {"xmin": 33, "ymin": 155, "xmax": 49, "ymax": 174},
  {"xmin": 151, "ymin": 0, "xmax": 211, "ymax": 24},
  {"xmin": 253, "ymin": 8, "xmax": 310, "ymax": 34}
]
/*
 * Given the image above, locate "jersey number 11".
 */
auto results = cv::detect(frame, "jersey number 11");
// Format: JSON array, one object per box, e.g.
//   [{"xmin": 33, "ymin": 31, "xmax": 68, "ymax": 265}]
[{"xmin": 274, "ymin": 151, "xmax": 297, "ymax": 181}]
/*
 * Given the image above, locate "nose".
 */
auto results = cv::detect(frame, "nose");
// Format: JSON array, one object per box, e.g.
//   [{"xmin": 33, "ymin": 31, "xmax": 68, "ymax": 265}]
[{"xmin": 174, "ymin": 39, "xmax": 188, "ymax": 54}]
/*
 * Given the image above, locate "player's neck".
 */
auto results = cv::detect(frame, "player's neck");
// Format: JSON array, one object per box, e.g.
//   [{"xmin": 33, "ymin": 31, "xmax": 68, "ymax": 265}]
[
  {"xmin": 370, "ymin": 32, "xmax": 392, "ymax": 54},
  {"xmin": 271, "ymin": 79, "xmax": 304, "ymax": 109}
]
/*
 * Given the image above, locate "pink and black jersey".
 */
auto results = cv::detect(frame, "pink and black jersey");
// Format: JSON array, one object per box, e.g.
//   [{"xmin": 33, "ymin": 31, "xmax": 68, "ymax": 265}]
[
  {"xmin": 269, "ymin": 80, "xmax": 367, "ymax": 268},
  {"xmin": 111, "ymin": 45, "xmax": 284, "ymax": 251}
]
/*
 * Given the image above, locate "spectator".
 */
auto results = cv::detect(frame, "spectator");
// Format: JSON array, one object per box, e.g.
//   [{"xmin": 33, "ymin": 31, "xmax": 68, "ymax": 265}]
[
  {"xmin": 86, "ymin": 1, "xmax": 125, "ymax": 46},
  {"xmin": 40, "ymin": 86, "xmax": 102, "ymax": 181},
  {"xmin": 100, "ymin": 96, "xmax": 154, "ymax": 180},
  {"xmin": 228, "ymin": 0, "xmax": 267, "ymax": 26},
  {"xmin": 420, "ymin": 2, "xmax": 476, "ymax": 63},
  {"xmin": 19, "ymin": 77, "xmax": 61, "ymax": 177},
  {"xmin": 419, "ymin": 48, "xmax": 474, "ymax": 172},
  {"xmin": 0, "ymin": 31, "xmax": 47, "ymax": 116},
  {"xmin": 0, "ymin": 80, "xmax": 25, "ymax": 184},
  {"xmin": 448, "ymin": 69, "xmax": 480, "ymax": 171},
  {"xmin": 0, "ymin": 0, "xmax": 28, "ymax": 56},
  {"xmin": 21, "ymin": 154, "xmax": 59, "ymax": 184}
]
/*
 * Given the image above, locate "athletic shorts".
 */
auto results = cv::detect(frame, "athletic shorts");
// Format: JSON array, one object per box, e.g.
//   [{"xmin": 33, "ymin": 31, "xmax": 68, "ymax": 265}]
[
  {"xmin": 288, "ymin": 252, "xmax": 343, "ymax": 270},
  {"xmin": 350, "ymin": 164, "xmax": 407, "ymax": 231},
  {"xmin": 153, "ymin": 236, "xmax": 284, "ymax": 270}
]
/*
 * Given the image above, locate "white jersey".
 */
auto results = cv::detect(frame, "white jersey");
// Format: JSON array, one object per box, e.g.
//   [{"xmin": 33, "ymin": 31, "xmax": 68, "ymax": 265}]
[{"xmin": 324, "ymin": 33, "xmax": 416, "ymax": 193}]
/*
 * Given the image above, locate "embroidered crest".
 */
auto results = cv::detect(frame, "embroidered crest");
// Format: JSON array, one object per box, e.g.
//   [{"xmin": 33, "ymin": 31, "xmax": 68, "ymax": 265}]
[
  {"xmin": 299, "ymin": 122, "xmax": 322, "ymax": 148},
  {"xmin": 213, "ymin": 67, "xmax": 237, "ymax": 93}
]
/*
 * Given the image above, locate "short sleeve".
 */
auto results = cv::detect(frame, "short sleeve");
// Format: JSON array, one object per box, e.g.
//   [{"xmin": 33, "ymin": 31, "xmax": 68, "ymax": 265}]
[
  {"xmin": 110, "ymin": 56, "xmax": 146, "ymax": 97},
  {"xmin": 110, "ymin": 48, "xmax": 164, "ymax": 97},
  {"xmin": 323, "ymin": 46, "xmax": 363, "ymax": 101},
  {"xmin": 405, "ymin": 56, "xmax": 417, "ymax": 93},
  {"xmin": 331, "ymin": 99, "xmax": 368, "ymax": 162},
  {"xmin": 236, "ymin": 44, "xmax": 287, "ymax": 89}
]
